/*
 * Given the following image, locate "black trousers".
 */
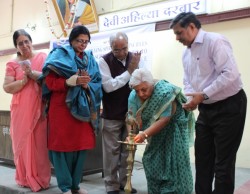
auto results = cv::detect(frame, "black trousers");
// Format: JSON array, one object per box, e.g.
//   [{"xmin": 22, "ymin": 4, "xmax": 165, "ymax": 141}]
[{"xmin": 195, "ymin": 89, "xmax": 247, "ymax": 194}]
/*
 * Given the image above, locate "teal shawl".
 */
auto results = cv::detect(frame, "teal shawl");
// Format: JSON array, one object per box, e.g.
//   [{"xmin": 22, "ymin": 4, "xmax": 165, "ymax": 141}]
[{"xmin": 41, "ymin": 45, "xmax": 102, "ymax": 134}]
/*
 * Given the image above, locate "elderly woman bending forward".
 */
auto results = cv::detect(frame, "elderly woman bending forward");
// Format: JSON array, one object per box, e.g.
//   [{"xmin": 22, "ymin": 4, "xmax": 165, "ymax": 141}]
[{"xmin": 127, "ymin": 68, "xmax": 194, "ymax": 194}]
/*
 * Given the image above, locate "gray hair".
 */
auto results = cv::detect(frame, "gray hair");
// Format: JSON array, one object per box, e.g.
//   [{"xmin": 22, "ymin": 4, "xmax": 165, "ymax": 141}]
[
  {"xmin": 129, "ymin": 68, "xmax": 154, "ymax": 88},
  {"xmin": 109, "ymin": 32, "xmax": 128, "ymax": 46}
]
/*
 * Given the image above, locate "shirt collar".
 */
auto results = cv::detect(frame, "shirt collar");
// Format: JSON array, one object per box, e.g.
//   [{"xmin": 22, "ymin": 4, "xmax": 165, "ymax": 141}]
[
  {"xmin": 117, "ymin": 58, "xmax": 126, "ymax": 66},
  {"xmin": 193, "ymin": 29, "xmax": 205, "ymax": 45}
]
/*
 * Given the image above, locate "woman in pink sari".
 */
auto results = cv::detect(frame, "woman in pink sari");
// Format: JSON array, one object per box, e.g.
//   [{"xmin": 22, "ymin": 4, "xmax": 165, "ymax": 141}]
[{"xmin": 2, "ymin": 29, "xmax": 51, "ymax": 192}]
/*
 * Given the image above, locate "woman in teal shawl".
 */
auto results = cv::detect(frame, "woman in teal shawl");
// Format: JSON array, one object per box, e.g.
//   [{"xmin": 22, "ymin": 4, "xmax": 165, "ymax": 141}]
[
  {"xmin": 127, "ymin": 68, "xmax": 194, "ymax": 194},
  {"xmin": 41, "ymin": 25, "xmax": 102, "ymax": 194}
]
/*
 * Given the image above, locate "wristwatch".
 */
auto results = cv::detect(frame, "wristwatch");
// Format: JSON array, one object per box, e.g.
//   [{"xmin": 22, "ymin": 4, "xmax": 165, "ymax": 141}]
[{"xmin": 203, "ymin": 93, "xmax": 209, "ymax": 100}]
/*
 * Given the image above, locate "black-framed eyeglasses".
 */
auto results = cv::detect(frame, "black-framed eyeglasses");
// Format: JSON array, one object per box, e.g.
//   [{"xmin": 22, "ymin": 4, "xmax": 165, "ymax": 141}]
[
  {"xmin": 17, "ymin": 40, "xmax": 30, "ymax": 47},
  {"xmin": 75, "ymin": 39, "xmax": 91, "ymax": 45},
  {"xmin": 112, "ymin": 47, "xmax": 128, "ymax": 54}
]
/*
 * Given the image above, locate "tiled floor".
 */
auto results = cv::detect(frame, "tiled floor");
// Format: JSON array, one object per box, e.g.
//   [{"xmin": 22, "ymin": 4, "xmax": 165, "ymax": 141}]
[
  {"xmin": 0, "ymin": 157, "xmax": 250, "ymax": 194},
  {"xmin": 0, "ymin": 159, "xmax": 148, "ymax": 194}
]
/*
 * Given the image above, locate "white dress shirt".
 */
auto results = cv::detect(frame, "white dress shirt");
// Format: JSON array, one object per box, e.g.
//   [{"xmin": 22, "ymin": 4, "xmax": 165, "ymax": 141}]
[
  {"xmin": 182, "ymin": 29, "xmax": 243, "ymax": 104},
  {"xmin": 98, "ymin": 57, "xmax": 131, "ymax": 93}
]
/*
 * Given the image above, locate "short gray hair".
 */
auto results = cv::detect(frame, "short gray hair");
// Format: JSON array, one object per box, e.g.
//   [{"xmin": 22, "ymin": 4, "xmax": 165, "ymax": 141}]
[
  {"xmin": 129, "ymin": 68, "xmax": 154, "ymax": 88},
  {"xmin": 109, "ymin": 32, "xmax": 128, "ymax": 46}
]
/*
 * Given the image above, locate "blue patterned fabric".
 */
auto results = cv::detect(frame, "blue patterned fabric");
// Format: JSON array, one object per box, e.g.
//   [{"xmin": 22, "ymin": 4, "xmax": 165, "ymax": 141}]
[
  {"xmin": 40, "ymin": 45, "xmax": 102, "ymax": 133},
  {"xmin": 128, "ymin": 80, "xmax": 194, "ymax": 194}
]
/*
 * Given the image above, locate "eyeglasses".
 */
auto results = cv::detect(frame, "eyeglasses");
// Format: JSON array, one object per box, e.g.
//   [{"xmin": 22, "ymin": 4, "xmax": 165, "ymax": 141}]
[
  {"xmin": 112, "ymin": 47, "xmax": 128, "ymax": 54},
  {"xmin": 75, "ymin": 39, "xmax": 90, "ymax": 45},
  {"xmin": 17, "ymin": 40, "xmax": 30, "ymax": 47}
]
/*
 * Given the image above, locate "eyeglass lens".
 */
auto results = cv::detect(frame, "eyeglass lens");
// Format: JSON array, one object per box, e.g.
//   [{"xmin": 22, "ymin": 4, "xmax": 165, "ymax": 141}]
[
  {"xmin": 113, "ymin": 47, "xmax": 128, "ymax": 53},
  {"xmin": 76, "ymin": 39, "xmax": 90, "ymax": 44},
  {"xmin": 18, "ymin": 40, "xmax": 30, "ymax": 47}
]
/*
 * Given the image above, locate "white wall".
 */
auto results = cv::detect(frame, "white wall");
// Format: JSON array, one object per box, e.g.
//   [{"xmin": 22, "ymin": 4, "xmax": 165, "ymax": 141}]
[
  {"xmin": 0, "ymin": 55, "xmax": 15, "ymax": 110},
  {"xmin": 207, "ymin": 0, "xmax": 250, "ymax": 13}
]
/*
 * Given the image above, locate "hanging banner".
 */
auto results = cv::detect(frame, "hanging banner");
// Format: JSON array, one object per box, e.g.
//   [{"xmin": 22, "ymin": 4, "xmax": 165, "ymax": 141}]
[
  {"xmin": 50, "ymin": 23, "xmax": 155, "ymax": 70},
  {"xmin": 99, "ymin": 0, "xmax": 207, "ymax": 31},
  {"xmin": 88, "ymin": 23, "xmax": 155, "ymax": 70}
]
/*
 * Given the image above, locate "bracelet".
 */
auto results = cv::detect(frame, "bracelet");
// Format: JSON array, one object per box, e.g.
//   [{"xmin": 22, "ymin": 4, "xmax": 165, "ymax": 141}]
[
  {"xmin": 20, "ymin": 80, "xmax": 24, "ymax": 86},
  {"xmin": 143, "ymin": 131, "xmax": 148, "ymax": 138}
]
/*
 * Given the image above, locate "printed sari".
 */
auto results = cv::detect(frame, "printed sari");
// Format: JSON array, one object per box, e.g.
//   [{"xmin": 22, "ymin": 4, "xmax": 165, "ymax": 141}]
[{"xmin": 128, "ymin": 80, "xmax": 194, "ymax": 194}]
